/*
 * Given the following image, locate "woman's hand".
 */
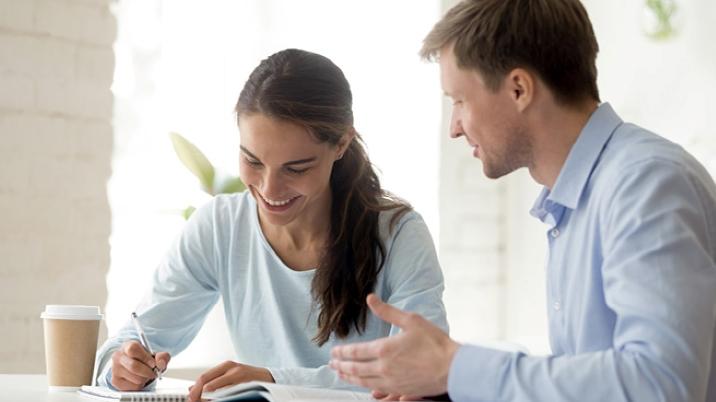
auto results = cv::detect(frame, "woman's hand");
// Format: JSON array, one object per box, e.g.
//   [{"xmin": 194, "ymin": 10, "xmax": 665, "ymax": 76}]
[
  {"xmin": 188, "ymin": 361, "xmax": 274, "ymax": 402},
  {"xmin": 110, "ymin": 341, "xmax": 171, "ymax": 391},
  {"xmin": 372, "ymin": 390, "xmax": 423, "ymax": 401}
]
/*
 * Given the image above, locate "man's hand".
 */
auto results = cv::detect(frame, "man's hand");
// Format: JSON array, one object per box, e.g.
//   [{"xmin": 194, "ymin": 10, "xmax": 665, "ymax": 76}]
[
  {"xmin": 329, "ymin": 294, "xmax": 460, "ymax": 398},
  {"xmin": 187, "ymin": 361, "xmax": 274, "ymax": 402},
  {"xmin": 110, "ymin": 341, "xmax": 170, "ymax": 391}
]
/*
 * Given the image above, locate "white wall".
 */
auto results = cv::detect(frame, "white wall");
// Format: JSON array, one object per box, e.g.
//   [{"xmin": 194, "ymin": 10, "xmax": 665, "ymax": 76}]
[{"xmin": 0, "ymin": 0, "xmax": 116, "ymax": 373}]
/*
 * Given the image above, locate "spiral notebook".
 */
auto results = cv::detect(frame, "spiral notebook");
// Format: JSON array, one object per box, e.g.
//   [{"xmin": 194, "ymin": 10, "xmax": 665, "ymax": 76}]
[
  {"xmin": 78, "ymin": 385, "xmax": 188, "ymax": 401},
  {"xmin": 78, "ymin": 381, "xmax": 373, "ymax": 402}
]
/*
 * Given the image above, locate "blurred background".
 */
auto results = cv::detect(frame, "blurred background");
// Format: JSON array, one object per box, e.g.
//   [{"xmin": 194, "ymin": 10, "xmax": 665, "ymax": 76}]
[{"xmin": 1, "ymin": 0, "xmax": 715, "ymax": 376}]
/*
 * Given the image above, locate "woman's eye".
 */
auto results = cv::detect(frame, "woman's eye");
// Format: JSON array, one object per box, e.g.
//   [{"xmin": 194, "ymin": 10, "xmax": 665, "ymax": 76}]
[
  {"xmin": 286, "ymin": 167, "xmax": 309, "ymax": 175},
  {"xmin": 245, "ymin": 159, "xmax": 261, "ymax": 167}
]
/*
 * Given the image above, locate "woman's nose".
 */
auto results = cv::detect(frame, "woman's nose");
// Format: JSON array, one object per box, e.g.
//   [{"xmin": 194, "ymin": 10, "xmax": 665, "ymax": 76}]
[{"xmin": 259, "ymin": 170, "xmax": 285, "ymax": 197}]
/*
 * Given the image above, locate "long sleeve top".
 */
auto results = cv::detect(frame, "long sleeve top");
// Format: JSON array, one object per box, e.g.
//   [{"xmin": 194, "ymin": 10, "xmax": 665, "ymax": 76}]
[
  {"xmin": 448, "ymin": 103, "xmax": 716, "ymax": 402},
  {"xmin": 96, "ymin": 191, "xmax": 448, "ymax": 390}
]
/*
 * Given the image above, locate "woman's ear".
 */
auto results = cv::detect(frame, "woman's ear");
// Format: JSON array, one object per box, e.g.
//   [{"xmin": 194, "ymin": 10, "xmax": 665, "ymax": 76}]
[{"xmin": 336, "ymin": 128, "xmax": 356, "ymax": 160}]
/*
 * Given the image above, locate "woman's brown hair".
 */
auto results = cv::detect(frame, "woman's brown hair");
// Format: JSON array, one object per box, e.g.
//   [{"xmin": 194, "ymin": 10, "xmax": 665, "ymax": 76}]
[{"xmin": 235, "ymin": 48, "xmax": 410, "ymax": 345}]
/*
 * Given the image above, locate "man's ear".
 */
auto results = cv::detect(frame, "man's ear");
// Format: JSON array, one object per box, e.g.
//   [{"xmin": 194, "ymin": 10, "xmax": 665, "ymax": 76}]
[{"xmin": 506, "ymin": 68, "xmax": 534, "ymax": 112}]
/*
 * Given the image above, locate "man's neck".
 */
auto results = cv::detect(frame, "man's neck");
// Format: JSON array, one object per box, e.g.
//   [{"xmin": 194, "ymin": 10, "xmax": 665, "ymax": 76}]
[{"xmin": 528, "ymin": 100, "xmax": 599, "ymax": 189}]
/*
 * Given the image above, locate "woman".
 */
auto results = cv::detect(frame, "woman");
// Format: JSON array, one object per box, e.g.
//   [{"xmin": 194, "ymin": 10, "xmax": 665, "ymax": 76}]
[{"xmin": 94, "ymin": 49, "xmax": 447, "ymax": 399}]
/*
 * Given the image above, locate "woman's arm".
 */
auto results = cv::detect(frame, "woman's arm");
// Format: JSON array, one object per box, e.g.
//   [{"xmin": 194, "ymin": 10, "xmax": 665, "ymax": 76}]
[{"xmin": 95, "ymin": 199, "xmax": 222, "ymax": 389}]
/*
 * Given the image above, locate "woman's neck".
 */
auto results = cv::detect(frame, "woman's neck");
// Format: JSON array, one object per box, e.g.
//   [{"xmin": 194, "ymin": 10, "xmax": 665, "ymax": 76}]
[{"xmin": 258, "ymin": 189, "xmax": 332, "ymax": 265}]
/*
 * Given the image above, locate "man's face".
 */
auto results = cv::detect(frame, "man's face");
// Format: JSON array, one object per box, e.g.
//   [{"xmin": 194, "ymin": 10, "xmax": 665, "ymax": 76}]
[{"xmin": 439, "ymin": 47, "xmax": 531, "ymax": 179}]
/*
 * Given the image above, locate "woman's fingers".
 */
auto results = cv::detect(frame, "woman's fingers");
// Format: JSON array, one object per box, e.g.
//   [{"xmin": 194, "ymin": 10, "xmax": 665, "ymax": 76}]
[
  {"xmin": 155, "ymin": 351, "xmax": 171, "ymax": 372},
  {"xmin": 189, "ymin": 361, "xmax": 234, "ymax": 402},
  {"xmin": 203, "ymin": 372, "xmax": 238, "ymax": 393}
]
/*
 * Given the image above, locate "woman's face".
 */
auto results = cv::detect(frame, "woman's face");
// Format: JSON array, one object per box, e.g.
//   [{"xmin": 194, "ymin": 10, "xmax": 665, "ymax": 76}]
[{"xmin": 238, "ymin": 113, "xmax": 347, "ymax": 227}]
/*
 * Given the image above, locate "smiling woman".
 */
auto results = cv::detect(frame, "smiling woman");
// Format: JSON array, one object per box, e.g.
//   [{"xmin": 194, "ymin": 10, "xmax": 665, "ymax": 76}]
[
  {"xmin": 235, "ymin": 49, "xmax": 432, "ymax": 346},
  {"xmin": 95, "ymin": 48, "xmax": 448, "ymax": 400},
  {"xmin": 106, "ymin": 1, "xmax": 442, "ymax": 371}
]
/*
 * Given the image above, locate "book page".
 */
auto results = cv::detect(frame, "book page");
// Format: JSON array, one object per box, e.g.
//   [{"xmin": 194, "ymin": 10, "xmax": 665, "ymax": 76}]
[{"xmin": 204, "ymin": 381, "xmax": 373, "ymax": 401}]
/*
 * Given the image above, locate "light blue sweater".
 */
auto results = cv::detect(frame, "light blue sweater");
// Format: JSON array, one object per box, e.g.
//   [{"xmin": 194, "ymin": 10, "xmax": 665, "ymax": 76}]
[{"xmin": 95, "ymin": 191, "xmax": 447, "ymax": 390}]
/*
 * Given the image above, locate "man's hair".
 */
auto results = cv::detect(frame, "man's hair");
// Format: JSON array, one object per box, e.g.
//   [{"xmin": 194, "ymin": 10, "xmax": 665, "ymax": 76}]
[{"xmin": 420, "ymin": 0, "xmax": 600, "ymax": 105}]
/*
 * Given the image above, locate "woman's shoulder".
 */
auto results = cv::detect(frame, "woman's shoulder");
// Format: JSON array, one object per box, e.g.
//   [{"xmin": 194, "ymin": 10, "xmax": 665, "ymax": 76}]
[
  {"xmin": 377, "ymin": 205, "xmax": 428, "ymax": 244},
  {"xmin": 191, "ymin": 190, "xmax": 255, "ymax": 228}
]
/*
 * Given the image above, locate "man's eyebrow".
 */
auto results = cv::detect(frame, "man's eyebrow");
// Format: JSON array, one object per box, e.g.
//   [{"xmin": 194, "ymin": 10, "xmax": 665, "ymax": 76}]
[{"xmin": 240, "ymin": 146, "xmax": 317, "ymax": 166}]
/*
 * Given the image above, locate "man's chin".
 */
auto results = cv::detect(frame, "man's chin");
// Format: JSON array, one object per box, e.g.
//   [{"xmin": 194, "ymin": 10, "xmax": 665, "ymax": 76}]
[{"xmin": 482, "ymin": 163, "xmax": 514, "ymax": 180}]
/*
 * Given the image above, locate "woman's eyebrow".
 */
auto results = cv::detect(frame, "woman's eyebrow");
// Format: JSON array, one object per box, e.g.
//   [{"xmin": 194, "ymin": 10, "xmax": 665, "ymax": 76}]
[{"xmin": 240, "ymin": 146, "xmax": 317, "ymax": 166}]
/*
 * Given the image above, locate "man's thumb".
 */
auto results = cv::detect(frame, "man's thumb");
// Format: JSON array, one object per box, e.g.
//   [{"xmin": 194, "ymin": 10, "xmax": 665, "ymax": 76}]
[{"xmin": 366, "ymin": 293, "xmax": 414, "ymax": 329}]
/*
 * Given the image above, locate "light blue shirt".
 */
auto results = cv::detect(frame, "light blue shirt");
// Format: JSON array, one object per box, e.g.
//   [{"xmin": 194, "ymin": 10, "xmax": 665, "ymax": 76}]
[
  {"xmin": 95, "ymin": 192, "xmax": 447, "ymax": 390},
  {"xmin": 448, "ymin": 103, "xmax": 716, "ymax": 401}
]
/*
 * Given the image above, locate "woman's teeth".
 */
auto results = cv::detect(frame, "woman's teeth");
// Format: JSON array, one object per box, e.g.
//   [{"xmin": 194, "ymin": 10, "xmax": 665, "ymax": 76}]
[{"xmin": 262, "ymin": 195, "xmax": 296, "ymax": 206}]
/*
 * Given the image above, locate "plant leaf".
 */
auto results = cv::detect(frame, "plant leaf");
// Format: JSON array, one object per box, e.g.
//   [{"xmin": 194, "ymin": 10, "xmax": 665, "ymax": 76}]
[
  {"xmin": 169, "ymin": 132, "xmax": 216, "ymax": 193},
  {"xmin": 182, "ymin": 206, "xmax": 196, "ymax": 220},
  {"xmin": 216, "ymin": 176, "xmax": 246, "ymax": 194}
]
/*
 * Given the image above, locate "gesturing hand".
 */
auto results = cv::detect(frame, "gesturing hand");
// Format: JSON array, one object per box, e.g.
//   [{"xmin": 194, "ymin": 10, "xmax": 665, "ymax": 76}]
[
  {"xmin": 329, "ymin": 294, "xmax": 460, "ymax": 398},
  {"xmin": 187, "ymin": 361, "xmax": 274, "ymax": 402},
  {"xmin": 110, "ymin": 341, "xmax": 170, "ymax": 391}
]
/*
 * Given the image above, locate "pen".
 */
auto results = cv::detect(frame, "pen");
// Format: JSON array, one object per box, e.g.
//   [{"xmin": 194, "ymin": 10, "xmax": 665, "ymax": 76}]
[{"xmin": 130, "ymin": 312, "xmax": 162, "ymax": 380}]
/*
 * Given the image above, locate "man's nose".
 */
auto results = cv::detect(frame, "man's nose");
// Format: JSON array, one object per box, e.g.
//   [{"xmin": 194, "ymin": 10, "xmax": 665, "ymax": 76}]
[{"xmin": 449, "ymin": 112, "xmax": 464, "ymax": 138}]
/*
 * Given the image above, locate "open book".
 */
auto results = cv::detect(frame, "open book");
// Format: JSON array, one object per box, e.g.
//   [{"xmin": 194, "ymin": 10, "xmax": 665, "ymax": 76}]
[
  {"xmin": 203, "ymin": 381, "xmax": 373, "ymax": 402},
  {"xmin": 78, "ymin": 381, "xmax": 373, "ymax": 402}
]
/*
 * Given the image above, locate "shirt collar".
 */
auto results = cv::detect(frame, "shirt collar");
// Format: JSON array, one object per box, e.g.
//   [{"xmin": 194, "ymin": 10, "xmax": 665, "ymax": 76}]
[{"xmin": 542, "ymin": 102, "xmax": 623, "ymax": 210}]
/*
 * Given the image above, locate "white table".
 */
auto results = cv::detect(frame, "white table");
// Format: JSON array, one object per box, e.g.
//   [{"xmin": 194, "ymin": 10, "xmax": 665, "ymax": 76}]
[{"xmin": 0, "ymin": 374, "xmax": 192, "ymax": 402}]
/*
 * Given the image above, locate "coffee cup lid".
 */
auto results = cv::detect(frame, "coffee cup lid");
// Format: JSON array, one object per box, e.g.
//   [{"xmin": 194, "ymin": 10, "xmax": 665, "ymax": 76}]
[{"xmin": 40, "ymin": 305, "xmax": 103, "ymax": 320}]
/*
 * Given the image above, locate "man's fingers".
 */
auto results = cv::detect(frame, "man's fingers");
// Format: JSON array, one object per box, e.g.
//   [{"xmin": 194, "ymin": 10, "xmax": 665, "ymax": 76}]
[
  {"xmin": 330, "ymin": 358, "xmax": 384, "ymax": 377},
  {"xmin": 366, "ymin": 294, "xmax": 417, "ymax": 329},
  {"xmin": 331, "ymin": 337, "xmax": 392, "ymax": 362},
  {"xmin": 338, "ymin": 372, "xmax": 386, "ymax": 393}
]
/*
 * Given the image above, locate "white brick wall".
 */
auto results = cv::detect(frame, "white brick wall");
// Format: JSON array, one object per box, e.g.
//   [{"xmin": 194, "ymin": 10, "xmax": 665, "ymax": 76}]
[{"xmin": 0, "ymin": 0, "xmax": 115, "ymax": 373}]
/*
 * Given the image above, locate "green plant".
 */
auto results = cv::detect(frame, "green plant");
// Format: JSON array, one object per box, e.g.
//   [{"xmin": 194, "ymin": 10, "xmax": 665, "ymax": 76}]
[
  {"xmin": 170, "ymin": 132, "xmax": 245, "ymax": 219},
  {"xmin": 645, "ymin": 0, "xmax": 678, "ymax": 40}
]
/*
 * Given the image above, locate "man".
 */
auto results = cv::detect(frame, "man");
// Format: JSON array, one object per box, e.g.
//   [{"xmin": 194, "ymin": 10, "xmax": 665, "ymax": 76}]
[{"xmin": 329, "ymin": 0, "xmax": 716, "ymax": 401}]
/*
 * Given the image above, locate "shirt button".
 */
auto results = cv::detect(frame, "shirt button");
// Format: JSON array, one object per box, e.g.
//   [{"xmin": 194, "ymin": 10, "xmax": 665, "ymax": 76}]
[
  {"xmin": 550, "ymin": 228, "xmax": 560, "ymax": 238},
  {"xmin": 553, "ymin": 301, "xmax": 561, "ymax": 311}
]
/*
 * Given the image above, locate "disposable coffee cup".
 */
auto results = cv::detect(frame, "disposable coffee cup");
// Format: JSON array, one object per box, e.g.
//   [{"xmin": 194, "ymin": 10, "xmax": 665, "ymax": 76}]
[{"xmin": 41, "ymin": 305, "xmax": 103, "ymax": 391}]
